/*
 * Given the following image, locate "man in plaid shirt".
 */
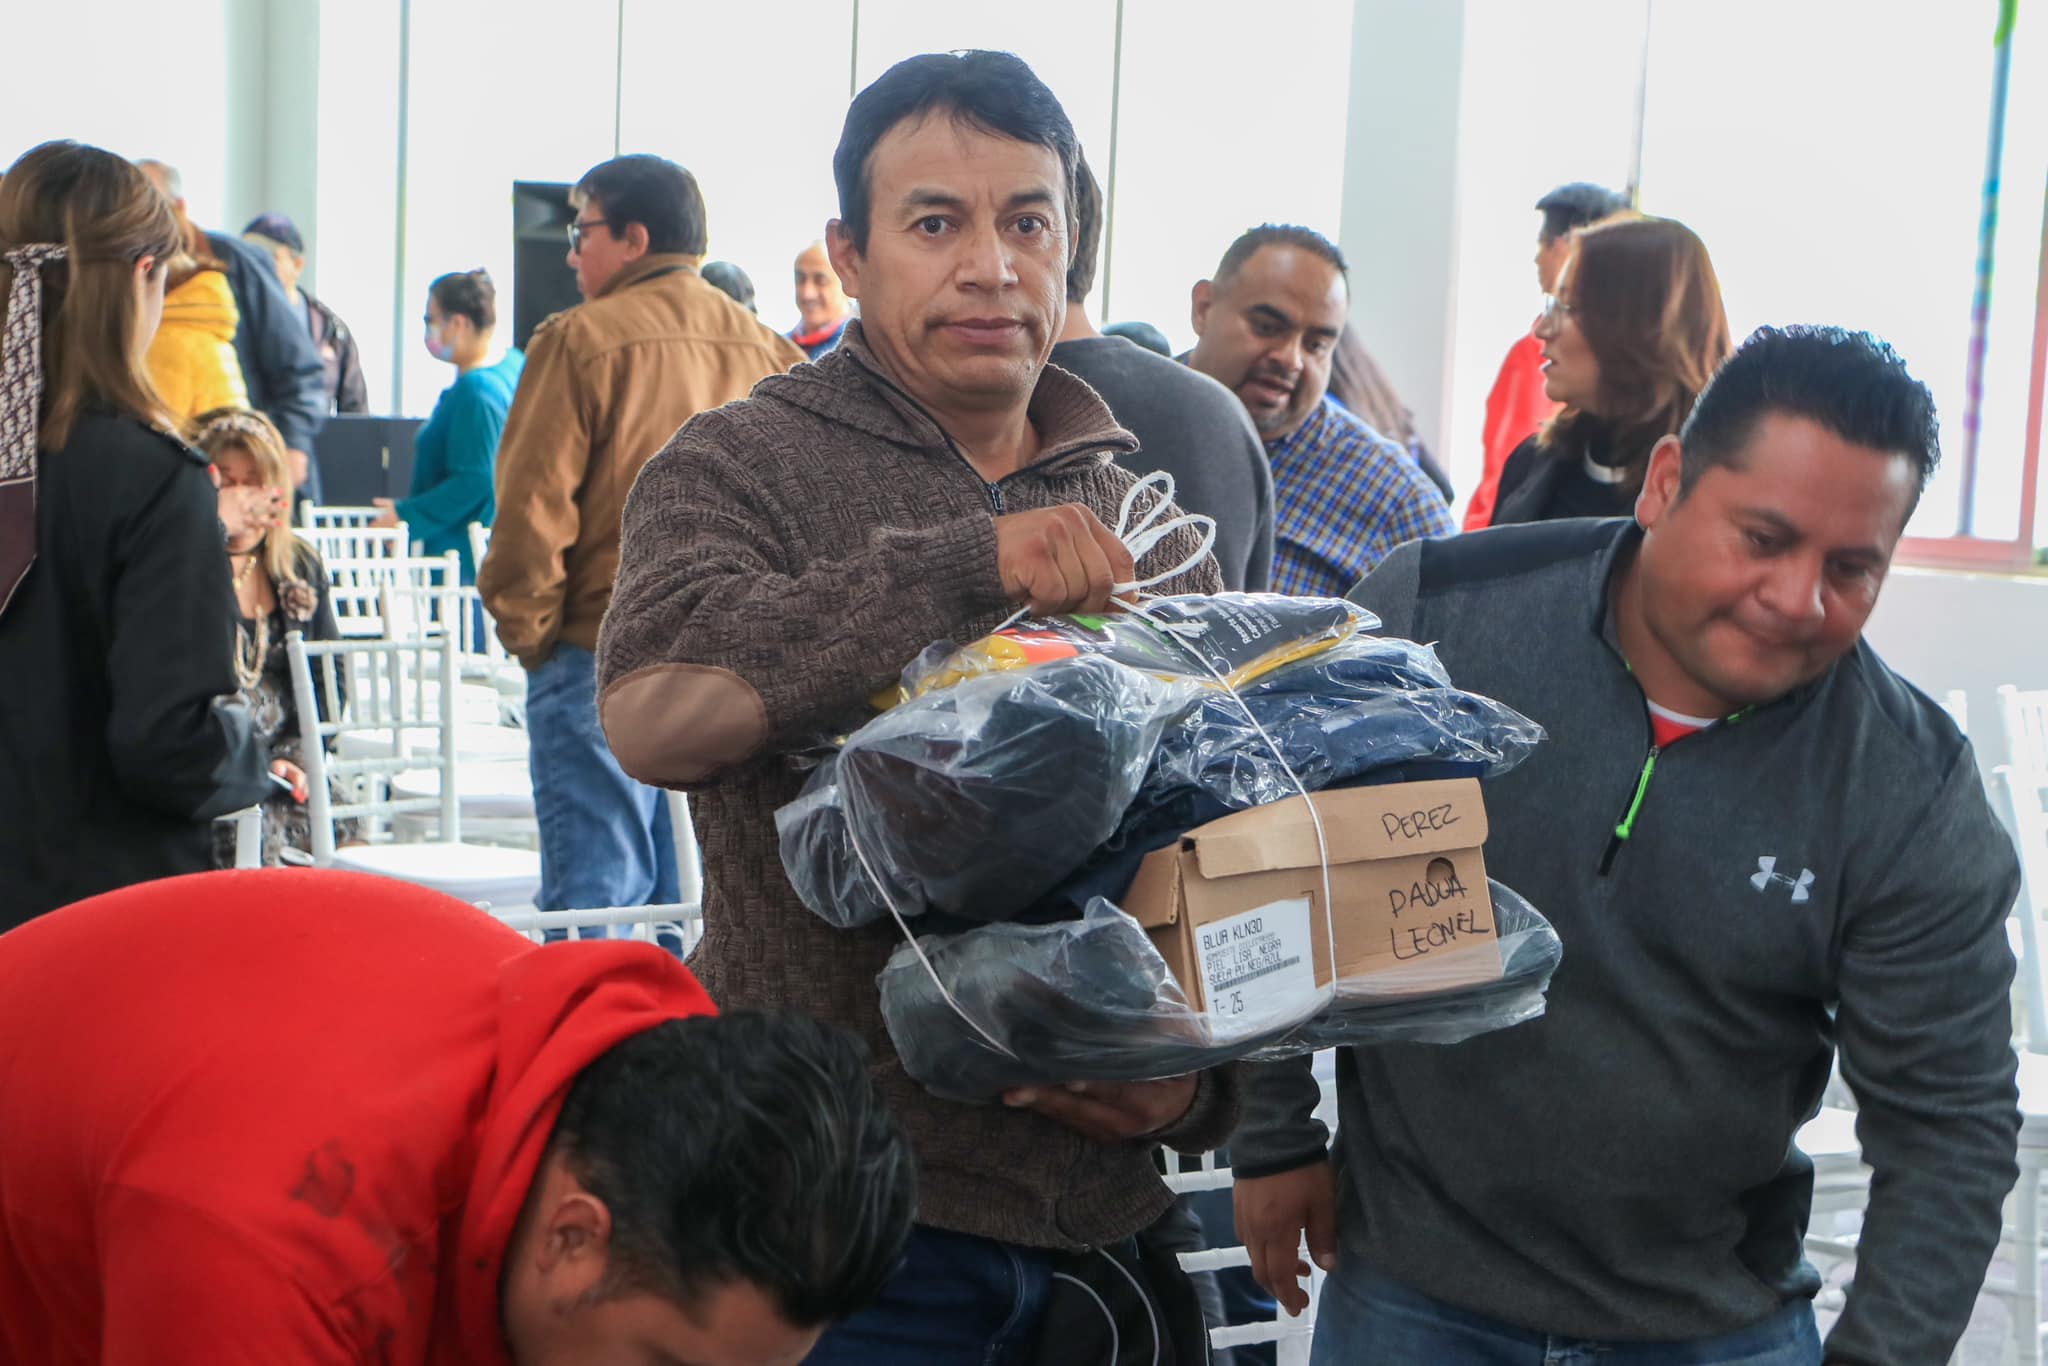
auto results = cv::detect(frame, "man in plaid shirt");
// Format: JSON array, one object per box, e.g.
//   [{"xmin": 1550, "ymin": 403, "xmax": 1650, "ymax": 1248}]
[{"xmin": 1188, "ymin": 225, "xmax": 1454, "ymax": 597}]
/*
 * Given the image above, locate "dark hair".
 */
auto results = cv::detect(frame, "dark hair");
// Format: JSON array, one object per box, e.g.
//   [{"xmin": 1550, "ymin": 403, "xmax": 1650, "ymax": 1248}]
[
  {"xmin": 1541, "ymin": 215, "xmax": 1731, "ymax": 490},
  {"xmin": 833, "ymin": 50, "xmax": 1078, "ymax": 253},
  {"xmin": 1536, "ymin": 182, "xmax": 1632, "ymax": 243},
  {"xmin": 0, "ymin": 141, "xmax": 181, "ymax": 449},
  {"xmin": 1104, "ymin": 319, "xmax": 1172, "ymax": 356},
  {"xmin": 1679, "ymin": 325, "xmax": 1940, "ymax": 504},
  {"xmin": 429, "ymin": 268, "xmax": 495, "ymax": 331},
  {"xmin": 573, "ymin": 155, "xmax": 708, "ymax": 257},
  {"xmin": 700, "ymin": 260, "xmax": 757, "ymax": 314},
  {"xmin": 549, "ymin": 1010, "xmax": 914, "ymax": 1328},
  {"xmin": 1214, "ymin": 224, "xmax": 1348, "ymax": 288},
  {"xmin": 1066, "ymin": 151, "xmax": 1104, "ymax": 305}
]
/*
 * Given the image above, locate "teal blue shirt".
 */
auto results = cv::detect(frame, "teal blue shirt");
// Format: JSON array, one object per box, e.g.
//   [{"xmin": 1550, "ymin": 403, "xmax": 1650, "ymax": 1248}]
[{"xmin": 397, "ymin": 349, "xmax": 525, "ymax": 580}]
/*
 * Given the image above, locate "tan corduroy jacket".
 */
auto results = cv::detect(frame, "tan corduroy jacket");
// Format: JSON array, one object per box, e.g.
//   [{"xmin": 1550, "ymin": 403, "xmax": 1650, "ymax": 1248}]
[{"xmin": 479, "ymin": 255, "xmax": 802, "ymax": 668}]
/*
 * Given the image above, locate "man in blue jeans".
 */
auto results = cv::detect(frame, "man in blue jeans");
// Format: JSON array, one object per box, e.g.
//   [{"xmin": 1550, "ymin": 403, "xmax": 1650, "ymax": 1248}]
[
  {"xmin": 1233, "ymin": 328, "xmax": 2021, "ymax": 1365},
  {"xmin": 479, "ymin": 155, "xmax": 803, "ymax": 912}
]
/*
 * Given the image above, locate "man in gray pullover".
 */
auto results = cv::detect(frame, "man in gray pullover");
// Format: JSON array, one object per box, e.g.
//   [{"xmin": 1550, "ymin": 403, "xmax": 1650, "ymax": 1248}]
[{"xmin": 1233, "ymin": 325, "xmax": 2020, "ymax": 1365}]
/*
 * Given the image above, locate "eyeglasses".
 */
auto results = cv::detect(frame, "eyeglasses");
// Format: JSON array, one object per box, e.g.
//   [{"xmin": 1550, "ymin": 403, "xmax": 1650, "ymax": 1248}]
[
  {"xmin": 1539, "ymin": 294, "xmax": 1577, "ymax": 325},
  {"xmin": 566, "ymin": 218, "xmax": 611, "ymax": 250}
]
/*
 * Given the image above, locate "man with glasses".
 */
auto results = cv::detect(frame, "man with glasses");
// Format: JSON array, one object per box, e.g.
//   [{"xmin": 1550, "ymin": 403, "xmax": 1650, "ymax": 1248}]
[{"xmin": 479, "ymin": 155, "xmax": 803, "ymax": 917}]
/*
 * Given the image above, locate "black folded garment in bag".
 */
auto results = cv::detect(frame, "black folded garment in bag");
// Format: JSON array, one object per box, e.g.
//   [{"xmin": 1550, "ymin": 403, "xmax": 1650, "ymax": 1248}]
[{"xmin": 777, "ymin": 653, "xmax": 1192, "ymax": 928}]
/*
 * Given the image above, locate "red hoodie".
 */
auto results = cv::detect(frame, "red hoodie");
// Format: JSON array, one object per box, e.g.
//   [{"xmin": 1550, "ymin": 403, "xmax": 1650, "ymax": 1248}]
[{"xmin": 0, "ymin": 869, "xmax": 717, "ymax": 1364}]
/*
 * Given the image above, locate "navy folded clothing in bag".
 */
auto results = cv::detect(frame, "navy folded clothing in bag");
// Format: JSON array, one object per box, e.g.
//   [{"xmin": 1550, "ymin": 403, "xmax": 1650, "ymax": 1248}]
[{"xmin": 777, "ymin": 616, "xmax": 1545, "ymax": 932}]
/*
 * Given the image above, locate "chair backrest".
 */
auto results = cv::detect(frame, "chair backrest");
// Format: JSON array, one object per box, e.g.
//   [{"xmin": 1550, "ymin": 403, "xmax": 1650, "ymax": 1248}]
[
  {"xmin": 305, "ymin": 523, "xmax": 409, "ymax": 566},
  {"xmin": 468, "ymin": 521, "xmax": 491, "ymax": 573},
  {"xmin": 215, "ymin": 806, "xmax": 264, "ymax": 867},
  {"xmin": 491, "ymin": 903, "xmax": 705, "ymax": 957},
  {"xmin": 1157, "ymin": 1058, "xmax": 1338, "ymax": 1362},
  {"xmin": 1943, "ymin": 689, "xmax": 1969, "ymax": 736},
  {"xmin": 377, "ymin": 553, "xmax": 465, "ymax": 643},
  {"xmin": 1998, "ymin": 763, "xmax": 2048, "ymax": 1052},
  {"xmin": 287, "ymin": 628, "xmax": 463, "ymax": 858},
  {"xmin": 1999, "ymin": 685, "xmax": 2048, "ymax": 773},
  {"xmin": 299, "ymin": 504, "xmax": 384, "ymax": 532},
  {"xmin": 327, "ymin": 552, "xmax": 459, "ymax": 639}
]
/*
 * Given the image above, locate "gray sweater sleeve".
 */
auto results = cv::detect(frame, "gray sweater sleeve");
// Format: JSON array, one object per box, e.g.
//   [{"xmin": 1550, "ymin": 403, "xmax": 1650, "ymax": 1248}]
[
  {"xmin": 1824, "ymin": 743, "xmax": 2021, "ymax": 1365},
  {"xmin": 1244, "ymin": 438, "xmax": 1276, "ymax": 595},
  {"xmin": 1345, "ymin": 536, "xmax": 1423, "ymax": 638}
]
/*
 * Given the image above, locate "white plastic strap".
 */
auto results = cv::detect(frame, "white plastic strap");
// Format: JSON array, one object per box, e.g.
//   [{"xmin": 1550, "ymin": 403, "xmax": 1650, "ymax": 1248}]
[{"xmin": 1112, "ymin": 470, "xmax": 1218, "ymax": 593}]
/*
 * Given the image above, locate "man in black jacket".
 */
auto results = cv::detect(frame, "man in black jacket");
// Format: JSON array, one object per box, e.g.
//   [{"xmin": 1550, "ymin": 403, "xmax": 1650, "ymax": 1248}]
[
  {"xmin": 138, "ymin": 161, "xmax": 327, "ymax": 494},
  {"xmin": 1232, "ymin": 326, "xmax": 2020, "ymax": 1365}
]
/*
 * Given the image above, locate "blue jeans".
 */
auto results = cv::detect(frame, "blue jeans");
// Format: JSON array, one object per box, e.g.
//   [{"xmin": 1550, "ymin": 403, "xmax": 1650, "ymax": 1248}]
[
  {"xmin": 1310, "ymin": 1267, "xmax": 1821, "ymax": 1366},
  {"xmin": 525, "ymin": 643, "xmax": 679, "ymax": 916},
  {"xmin": 803, "ymin": 1226, "xmax": 1055, "ymax": 1366}
]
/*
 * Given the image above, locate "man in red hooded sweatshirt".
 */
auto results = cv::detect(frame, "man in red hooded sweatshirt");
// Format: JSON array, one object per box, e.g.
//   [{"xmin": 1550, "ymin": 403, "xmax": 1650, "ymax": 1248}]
[{"xmin": 0, "ymin": 868, "xmax": 915, "ymax": 1365}]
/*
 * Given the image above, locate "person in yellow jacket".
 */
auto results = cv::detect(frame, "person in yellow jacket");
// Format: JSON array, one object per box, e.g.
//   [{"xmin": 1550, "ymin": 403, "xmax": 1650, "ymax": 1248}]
[{"xmin": 146, "ymin": 246, "xmax": 249, "ymax": 424}]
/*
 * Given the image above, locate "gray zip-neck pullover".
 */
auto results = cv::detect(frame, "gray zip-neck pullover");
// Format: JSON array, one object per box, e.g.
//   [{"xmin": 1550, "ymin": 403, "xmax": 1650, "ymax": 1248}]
[{"xmin": 1235, "ymin": 517, "xmax": 2020, "ymax": 1365}]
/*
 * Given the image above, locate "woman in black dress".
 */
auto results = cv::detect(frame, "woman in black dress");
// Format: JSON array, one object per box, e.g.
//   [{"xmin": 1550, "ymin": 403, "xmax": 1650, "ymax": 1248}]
[
  {"xmin": 1489, "ymin": 216, "xmax": 1732, "ymax": 526},
  {"xmin": 187, "ymin": 407, "xmax": 354, "ymax": 865}
]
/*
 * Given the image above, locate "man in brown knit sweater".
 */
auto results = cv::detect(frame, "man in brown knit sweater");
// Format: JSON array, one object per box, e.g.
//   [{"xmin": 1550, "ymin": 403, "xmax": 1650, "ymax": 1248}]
[{"xmin": 597, "ymin": 51, "xmax": 1239, "ymax": 1363}]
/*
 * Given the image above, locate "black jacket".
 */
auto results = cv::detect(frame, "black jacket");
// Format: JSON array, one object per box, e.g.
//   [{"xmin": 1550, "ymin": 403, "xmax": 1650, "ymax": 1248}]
[
  {"xmin": 0, "ymin": 414, "xmax": 273, "ymax": 928},
  {"xmin": 304, "ymin": 290, "xmax": 369, "ymax": 415},
  {"xmin": 1237, "ymin": 519, "xmax": 2020, "ymax": 1365},
  {"xmin": 205, "ymin": 231, "xmax": 327, "ymax": 454},
  {"xmin": 1490, "ymin": 430, "xmax": 1638, "ymax": 525}
]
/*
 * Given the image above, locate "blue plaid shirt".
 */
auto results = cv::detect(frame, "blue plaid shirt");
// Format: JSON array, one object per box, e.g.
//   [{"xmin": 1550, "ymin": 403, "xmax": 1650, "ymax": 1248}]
[{"xmin": 1266, "ymin": 396, "xmax": 1455, "ymax": 598}]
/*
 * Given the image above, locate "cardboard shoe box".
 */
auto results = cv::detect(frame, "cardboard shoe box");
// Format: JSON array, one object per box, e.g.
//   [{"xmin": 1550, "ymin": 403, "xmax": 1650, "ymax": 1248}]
[{"xmin": 1123, "ymin": 779, "xmax": 1504, "ymax": 1038}]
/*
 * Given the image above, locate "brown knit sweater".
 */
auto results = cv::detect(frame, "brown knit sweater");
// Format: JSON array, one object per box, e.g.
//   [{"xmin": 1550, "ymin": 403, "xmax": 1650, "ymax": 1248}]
[{"xmin": 596, "ymin": 323, "xmax": 1238, "ymax": 1249}]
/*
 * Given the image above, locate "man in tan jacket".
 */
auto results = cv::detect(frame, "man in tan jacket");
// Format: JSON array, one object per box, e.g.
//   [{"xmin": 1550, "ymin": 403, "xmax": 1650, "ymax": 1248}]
[{"xmin": 480, "ymin": 154, "xmax": 801, "ymax": 913}]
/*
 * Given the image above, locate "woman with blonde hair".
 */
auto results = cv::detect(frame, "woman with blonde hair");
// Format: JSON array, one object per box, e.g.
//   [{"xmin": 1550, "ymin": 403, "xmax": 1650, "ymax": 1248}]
[
  {"xmin": 1488, "ymin": 215, "xmax": 1733, "ymax": 525},
  {"xmin": 145, "ymin": 190, "xmax": 249, "ymax": 423},
  {"xmin": 0, "ymin": 140, "xmax": 274, "ymax": 927},
  {"xmin": 187, "ymin": 407, "xmax": 350, "ymax": 865}
]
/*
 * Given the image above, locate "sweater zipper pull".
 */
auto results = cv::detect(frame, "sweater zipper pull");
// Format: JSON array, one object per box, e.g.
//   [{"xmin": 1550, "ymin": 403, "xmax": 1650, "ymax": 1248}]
[
  {"xmin": 986, "ymin": 481, "xmax": 1005, "ymax": 513},
  {"xmin": 1598, "ymin": 746, "xmax": 1659, "ymax": 876}
]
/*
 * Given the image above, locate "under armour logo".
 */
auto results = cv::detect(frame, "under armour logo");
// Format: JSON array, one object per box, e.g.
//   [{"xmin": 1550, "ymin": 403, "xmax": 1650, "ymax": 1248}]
[{"xmin": 1751, "ymin": 856, "xmax": 1814, "ymax": 903}]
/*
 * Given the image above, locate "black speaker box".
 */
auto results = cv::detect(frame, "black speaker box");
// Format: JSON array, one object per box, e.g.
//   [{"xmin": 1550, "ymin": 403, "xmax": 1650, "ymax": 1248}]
[{"xmin": 512, "ymin": 181, "xmax": 581, "ymax": 351}]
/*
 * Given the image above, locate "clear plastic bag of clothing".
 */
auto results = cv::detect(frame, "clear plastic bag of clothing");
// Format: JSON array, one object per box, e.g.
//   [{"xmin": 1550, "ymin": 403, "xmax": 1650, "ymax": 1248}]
[
  {"xmin": 879, "ymin": 880, "xmax": 1564, "ymax": 1103},
  {"xmin": 777, "ymin": 600, "xmax": 1546, "ymax": 932}
]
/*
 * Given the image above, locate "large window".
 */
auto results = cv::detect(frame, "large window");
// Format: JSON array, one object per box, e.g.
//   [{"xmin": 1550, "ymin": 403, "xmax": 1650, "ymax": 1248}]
[
  {"xmin": 1440, "ymin": 0, "xmax": 1646, "ymax": 510},
  {"xmin": 2, "ymin": 0, "xmax": 233, "ymax": 227},
  {"xmin": 617, "ymin": 2, "xmax": 853, "ymax": 339},
  {"xmin": 1636, "ymin": 0, "xmax": 2045, "ymax": 550},
  {"xmin": 1105, "ymin": 0, "xmax": 1354, "ymax": 351},
  {"xmin": 396, "ymin": 0, "xmax": 620, "ymax": 417}
]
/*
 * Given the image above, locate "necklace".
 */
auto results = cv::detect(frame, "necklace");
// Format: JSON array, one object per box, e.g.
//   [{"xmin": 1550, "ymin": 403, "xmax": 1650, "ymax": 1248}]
[
  {"xmin": 234, "ymin": 609, "xmax": 269, "ymax": 691},
  {"xmin": 232, "ymin": 551, "xmax": 260, "ymax": 586}
]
